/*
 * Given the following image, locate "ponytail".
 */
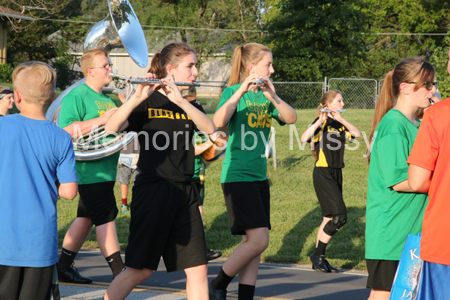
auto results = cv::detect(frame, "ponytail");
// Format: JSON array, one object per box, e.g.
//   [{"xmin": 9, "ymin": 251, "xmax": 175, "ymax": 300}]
[
  {"xmin": 227, "ymin": 43, "xmax": 271, "ymax": 87},
  {"xmin": 227, "ymin": 46, "xmax": 244, "ymax": 87},
  {"xmin": 366, "ymin": 71, "xmax": 394, "ymax": 162},
  {"xmin": 149, "ymin": 52, "xmax": 163, "ymax": 78},
  {"xmin": 148, "ymin": 43, "xmax": 196, "ymax": 79}
]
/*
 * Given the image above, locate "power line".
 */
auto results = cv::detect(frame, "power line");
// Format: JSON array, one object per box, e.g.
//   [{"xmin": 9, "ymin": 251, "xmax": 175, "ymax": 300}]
[
  {"xmin": 34, "ymin": 18, "xmax": 449, "ymax": 35},
  {"xmin": 363, "ymin": 33, "xmax": 448, "ymax": 36},
  {"xmin": 35, "ymin": 18, "xmax": 266, "ymax": 33}
]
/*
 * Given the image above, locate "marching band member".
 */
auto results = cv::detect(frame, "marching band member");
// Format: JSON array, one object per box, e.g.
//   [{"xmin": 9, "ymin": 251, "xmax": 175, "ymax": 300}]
[
  {"xmin": 300, "ymin": 90, "xmax": 360, "ymax": 273},
  {"xmin": 365, "ymin": 57, "xmax": 435, "ymax": 300},
  {"xmin": 209, "ymin": 43, "xmax": 297, "ymax": 300},
  {"xmin": 103, "ymin": 42, "xmax": 214, "ymax": 300},
  {"xmin": 57, "ymin": 48, "xmax": 124, "ymax": 283}
]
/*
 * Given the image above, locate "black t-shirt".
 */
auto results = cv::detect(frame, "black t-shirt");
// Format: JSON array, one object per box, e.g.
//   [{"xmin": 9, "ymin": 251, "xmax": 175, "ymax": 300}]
[
  {"xmin": 308, "ymin": 117, "xmax": 353, "ymax": 168},
  {"xmin": 126, "ymin": 92, "xmax": 204, "ymax": 183}
]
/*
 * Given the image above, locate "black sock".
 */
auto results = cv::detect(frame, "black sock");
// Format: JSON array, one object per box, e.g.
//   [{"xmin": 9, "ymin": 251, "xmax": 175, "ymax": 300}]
[
  {"xmin": 314, "ymin": 241, "xmax": 328, "ymax": 256},
  {"xmin": 238, "ymin": 284, "xmax": 255, "ymax": 300},
  {"xmin": 58, "ymin": 248, "xmax": 77, "ymax": 271},
  {"xmin": 212, "ymin": 268, "xmax": 234, "ymax": 290},
  {"xmin": 105, "ymin": 251, "xmax": 125, "ymax": 278}
]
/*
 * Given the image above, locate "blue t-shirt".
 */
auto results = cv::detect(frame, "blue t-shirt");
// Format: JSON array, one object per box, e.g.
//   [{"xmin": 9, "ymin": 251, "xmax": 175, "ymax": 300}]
[{"xmin": 0, "ymin": 114, "xmax": 78, "ymax": 267}]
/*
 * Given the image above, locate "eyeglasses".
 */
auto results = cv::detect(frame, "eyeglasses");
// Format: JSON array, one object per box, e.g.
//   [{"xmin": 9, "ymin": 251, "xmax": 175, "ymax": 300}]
[
  {"xmin": 91, "ymin": 63, "xmax": 113, "ymax": 70},
  {"xmin": 408, "ymin": 81, "xmax": 439, "ymax": 91}
]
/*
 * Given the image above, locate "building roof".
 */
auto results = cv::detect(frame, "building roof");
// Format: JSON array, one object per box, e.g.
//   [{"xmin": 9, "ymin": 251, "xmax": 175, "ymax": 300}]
[{"xmin": 0, "ymin": 6, "xmax": 34, "ymax": 21}]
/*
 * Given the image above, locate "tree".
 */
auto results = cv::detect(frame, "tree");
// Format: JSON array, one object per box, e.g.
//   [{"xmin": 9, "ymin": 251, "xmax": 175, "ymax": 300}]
[
  {"xmin": 357, "ymin": 0, "xmax": 450, "ymax": 79},
  {"xmin": 1, "ymin": 0, "xmax": 84, "ymax": 87},
  {"xmin": 130, "ymin": 0, "xmax": 264, "ymax": 79},
  {"xmin": 264, "ymin": 0, "xmax": 368, "ymax": 81}
]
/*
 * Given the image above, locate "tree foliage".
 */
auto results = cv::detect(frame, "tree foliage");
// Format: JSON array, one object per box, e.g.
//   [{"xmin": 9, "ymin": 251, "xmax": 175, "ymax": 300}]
[
  {"xmin": 263, "ymin": 0, "xmax": 450, "ymax": 82},
  {"xmin": 264, "ymin": 0, "xmax": 367, "ymax": 81},
  {"xmin": 131, "ymin": 0, "xmax": 265, "ymax": 78}
]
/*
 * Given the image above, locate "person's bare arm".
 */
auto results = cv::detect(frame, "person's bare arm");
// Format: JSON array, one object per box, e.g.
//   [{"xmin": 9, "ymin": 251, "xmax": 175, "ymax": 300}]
[
  {"xmin": 58, "ymin": 182, "xmax": 78, "ymax": 200},
  {"xmin": 408, "ymin": 164, "xmax": 432, "ymax": 193},
  {"xmin": 63, "ymin": 108, "xmax": 118, "ymax": 138}
]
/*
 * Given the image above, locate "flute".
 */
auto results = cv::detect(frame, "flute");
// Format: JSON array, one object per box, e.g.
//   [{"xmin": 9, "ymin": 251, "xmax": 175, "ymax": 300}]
[
  {"xmin": 320, "ymin": 109, "xmax": 345, "ymax": 113},
  {"xmin": 252, "ymin": 78, "xmax": 267, "ymax": 86},
  {"xmin": 127, "ymin": 77, "xmax": 200, "ymax": 87}
]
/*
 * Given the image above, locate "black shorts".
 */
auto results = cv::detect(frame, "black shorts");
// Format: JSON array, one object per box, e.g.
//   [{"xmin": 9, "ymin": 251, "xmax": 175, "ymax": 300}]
[
  {"xmin": 77, "ymin": 181, "xmax": 118, "ymax": 226},
  {"xmin": 366, "ymin": 259, "xmax": 399, "ymax": 291},
  {"xmin": 313, "ymin": 167, "xmax": 346, "ymax": 217},
  {"xmin": 221, "ymin": 180, "xmax": 271, "ymax": 235},
  {"xmin": 194, "ymin": 180, "xmax": 205, "ymax": 206},
  {"xmin": 125, "ymin": 181, "xmax": 207, "ymax": 272},
  {"xmin": 0, "ymin": 264, "xmax": 56, "ymax": 300}
]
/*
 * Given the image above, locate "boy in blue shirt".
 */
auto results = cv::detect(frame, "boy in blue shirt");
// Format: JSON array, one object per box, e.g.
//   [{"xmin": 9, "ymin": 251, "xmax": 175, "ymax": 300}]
[{"xmin": 0, "ymin": 62, "xmax": 78, "ymax": 300}]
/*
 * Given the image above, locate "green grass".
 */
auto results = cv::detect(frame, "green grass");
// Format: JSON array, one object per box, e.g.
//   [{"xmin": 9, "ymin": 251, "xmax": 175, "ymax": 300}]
[{"xmin": 56, "ymin": 109, "xmax": 374, "ymax": 270}]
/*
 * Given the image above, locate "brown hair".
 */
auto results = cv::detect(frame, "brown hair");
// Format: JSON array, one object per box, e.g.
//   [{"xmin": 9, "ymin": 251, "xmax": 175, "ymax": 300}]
[
  {"xmin": 311, "ymin": 90, "xmax": 342, "ymax": 159},
  {"xmin": 366, "ymin": 57, "xmax": 435, "ymax": 162},
  {"xmin": 148, "ymin": 42, "xmax": 195, "ymax": 78},
  {"xmin": 12, "ymin": 61, "xmax": 56, "ymax": 105},
  {"xmin": 227, "ymin": 43, "xmax": 271, "ymax": 87},
  {"xmin": 80, "ymin": 48, "xmax": 108, "ymax": 77}
]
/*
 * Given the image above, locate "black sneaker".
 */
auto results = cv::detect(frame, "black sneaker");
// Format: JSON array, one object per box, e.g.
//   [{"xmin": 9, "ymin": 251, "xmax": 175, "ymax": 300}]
[
  {"xmin": 206, "ymin": 249, "xmax": 222, "ymax": 261},
  {"xmin": 209, "ymin": 280, "xmax": 227, "ymax": 300},
  {"xmin": 310, "ymin": 254, "xmax": 331, "ymax": 273},
  {"xmin": 57, "ymin": 263, "xmax": 93, "ymax": 284},
  {"xmin": 323, "ymin": 258, "xmax": 339, "ymax": 273}
]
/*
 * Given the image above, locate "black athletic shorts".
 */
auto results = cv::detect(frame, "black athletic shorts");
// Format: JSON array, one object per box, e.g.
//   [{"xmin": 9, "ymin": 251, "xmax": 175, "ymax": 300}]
[
  {"xmin": 366, "ymin": 259, "xmax": 399, "ymax": 291},
  {"xmin": 221, "ymin": 180, "xmax": 271, "ymax": 235},
  {"xmin": 0, "ymin": 264, "xmax": 56, "ymax": 300},
  {"xmin": 313, "ymin": 167, "xmax": 346, "ymax": 217},
  {"xmin": 194, "ymin": 180, "xmax": 205, "ymax": 206},
  {"xmin": 77, "ymin": 181, "xmax": 118, "ymax": 226},
  {"xmin": 125, "ymin": 181, "xmax": 207, "ymax": 272}
]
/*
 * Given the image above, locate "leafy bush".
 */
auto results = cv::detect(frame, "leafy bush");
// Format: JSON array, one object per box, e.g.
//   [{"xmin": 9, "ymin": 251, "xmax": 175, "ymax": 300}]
[{"xmin": 0, "ymin": 64, "xmax": 14, "ymax": 83}]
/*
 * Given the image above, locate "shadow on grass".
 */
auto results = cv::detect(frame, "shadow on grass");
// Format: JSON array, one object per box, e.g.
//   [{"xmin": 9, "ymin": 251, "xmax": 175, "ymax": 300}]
[
  {"xmin": 205, "ymin": 211, "xmax": 241, "ymax": 251},
  {"xmin": 278, "ymin": 154, "xmax": 312, "ymax": 170},
  {"xmin": 265, "ymin": 206, "xmax": 365, "ymax": 270}
]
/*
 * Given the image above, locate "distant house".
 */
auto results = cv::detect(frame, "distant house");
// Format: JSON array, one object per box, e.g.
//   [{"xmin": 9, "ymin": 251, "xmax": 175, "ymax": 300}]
[{"xmin": 0, "ymin": 6, "xmax": 34, "ymax": 63}]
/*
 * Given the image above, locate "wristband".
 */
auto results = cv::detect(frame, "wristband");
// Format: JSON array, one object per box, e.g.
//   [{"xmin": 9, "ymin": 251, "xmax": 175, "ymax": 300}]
[{"xmin": 209, "ymin": 135, "xmax": 216, "ymax": 143}]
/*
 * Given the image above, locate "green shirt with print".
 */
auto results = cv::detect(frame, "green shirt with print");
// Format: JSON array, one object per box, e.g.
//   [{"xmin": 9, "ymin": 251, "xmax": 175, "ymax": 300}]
[
  {"xmin": 365, "ymin": 109, "xmax": 428, "ymax": 260},
  {"xmin": 216, "ymin": 84, "xmax": 285, "ymax": 183},
  {"xmin": 59, "ymin": 83, "xmax": 120, "ymax": 185}
]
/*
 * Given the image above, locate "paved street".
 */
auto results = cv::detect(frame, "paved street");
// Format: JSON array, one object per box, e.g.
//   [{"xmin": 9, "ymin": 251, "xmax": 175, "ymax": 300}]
[{"xmin": 59, "ymin": 250, "xmax": 370, "ymax": 300}]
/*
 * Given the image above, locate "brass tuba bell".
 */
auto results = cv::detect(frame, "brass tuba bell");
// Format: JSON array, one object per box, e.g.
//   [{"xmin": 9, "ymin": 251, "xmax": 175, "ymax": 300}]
[{"xmin": 45, "ymin": 0, "xmax": 148, "ymax": 161}]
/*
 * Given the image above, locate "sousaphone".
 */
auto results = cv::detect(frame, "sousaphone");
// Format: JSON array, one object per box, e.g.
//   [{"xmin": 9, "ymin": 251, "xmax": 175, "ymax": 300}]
[{"xmin": 45, "ymin": 0, "xmax": 148, "ymax": 161}]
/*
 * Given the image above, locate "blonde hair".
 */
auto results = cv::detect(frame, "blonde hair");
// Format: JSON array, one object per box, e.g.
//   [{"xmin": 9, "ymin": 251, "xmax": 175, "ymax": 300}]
[
  {"xmin": 366, "ymin": 57, "xmax": 435, "ymax": 162},
  {"xmin": 311, "ymin": 90, "xmax": 342, "ymax": 159},
  {"xmin": 148, "ymin": 42, "xmax": 195, "ymax": 78},
  {"xmin": 12, "ymin": 61, "xmax": 56, "ymax": 105},
  {"xmin": 227, "ymin": 43, "xmax": 271, "ymax": 87},
  {"xmin": 80, "ymin": 48, "xmax": 108, "ymax": 77}
]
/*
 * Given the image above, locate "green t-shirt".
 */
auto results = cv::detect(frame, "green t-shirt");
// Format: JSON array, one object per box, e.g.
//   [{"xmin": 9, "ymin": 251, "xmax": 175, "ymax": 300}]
[
  {"xmin": 59, "ymin": 83, "xmax": 120, "ymax": 185},
  {"xmin": 365, "ymin": 109, "xmax": 428, "ymax": 260},
  {"xmin": 193, "ymin": 132, "xmax": 207, "ymax": 181},
  {"xmin": 216, "ymin": 84, "xmax": 285, "ymax": 183}
]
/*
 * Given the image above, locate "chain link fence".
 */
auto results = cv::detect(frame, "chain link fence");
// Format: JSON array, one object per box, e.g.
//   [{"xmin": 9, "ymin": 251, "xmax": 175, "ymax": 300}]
[
  {"xmin": 328, "ymin": 78, "xmax": 378, "ymax": 109},
  {"xmin": 193, "ymin": 79, "xmax": 382, "ymax": 110}
]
